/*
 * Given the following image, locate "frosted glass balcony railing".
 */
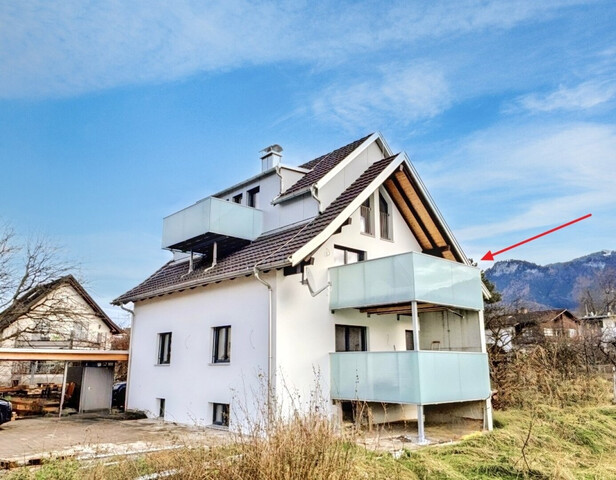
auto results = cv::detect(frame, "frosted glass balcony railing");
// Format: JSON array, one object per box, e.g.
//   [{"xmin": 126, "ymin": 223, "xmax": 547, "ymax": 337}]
[
  {"xmin": 330, "ymin": 351, "xmax": 491, "ymax": 405},
  {"xmin": 162, "ymin": 196, "xmax": 263, "ymax": 250},
  {"xmin": 329, "ymin": 251, "xmax": 483, "ymax": 311}
]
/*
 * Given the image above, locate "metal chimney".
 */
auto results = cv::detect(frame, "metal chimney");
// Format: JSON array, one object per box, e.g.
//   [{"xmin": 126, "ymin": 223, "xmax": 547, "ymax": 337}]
[{"xmin": 260, "ymin": 144, "xmax": 283, "ymax": 171}]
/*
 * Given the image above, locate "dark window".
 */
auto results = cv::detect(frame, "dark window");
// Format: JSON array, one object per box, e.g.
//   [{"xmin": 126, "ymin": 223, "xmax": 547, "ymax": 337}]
[
  {"xmin": 335, "ymin": 325, "xmax": 367, "ymax": 352},
  {"xmin": 379, "ymin": 193, "xmax": 392, "ymax": 240},
  {"xmin": 213, "ymin": 403, "xmax": 229, "ymax": 426},
  {"xmin": 213, "ymin": 326, "xmax": 231, "ymax": 363},
  {"xmin": 360, "ymin": 197, "xmax": 374, "ymax": 235},
  {"xmin": 157, "ymin": 332, "xmax": 172, "ymax": 365},
  {"xmin": 333, "ymin": 246, "xmax": 365, "ymax": 266},
  {"xmin": 405, "ymin": 330, "xmax": 415, "ymax": 351},
  {"xmin": 247, "ymin": 186, "xmax": 260, "ymax": 208},
  {"xmin": 232, "ymin": 193, "xmax": 243, "ymax": 204},
  {"xmin": 158, "ymin": 398, "xmax": 166, "ymax": 418}
]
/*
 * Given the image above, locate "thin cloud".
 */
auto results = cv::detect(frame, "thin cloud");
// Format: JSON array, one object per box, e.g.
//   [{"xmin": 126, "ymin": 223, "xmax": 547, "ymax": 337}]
[
  {"xmin": 510, "ymin": 81, "xmax": 616, "ymax": 113},
  {"xmin": 311, "ymin": 65, "xmax": 452, "ymax": 130},
  {"xmin": 417, "ymin": 121, "xmax": 616, "ymax": 258},
  {"xmin": 0, "ymin": 0, "xmax": 590, "ymax": 98}
]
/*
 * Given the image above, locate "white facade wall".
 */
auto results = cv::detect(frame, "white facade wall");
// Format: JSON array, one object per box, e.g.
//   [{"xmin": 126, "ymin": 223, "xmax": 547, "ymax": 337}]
[
  {"xmin": 274, "ymin": 196, "xmax": 424, "ymax": 417},
  {"xmin": 128, "ymin": 277, "xmax": 270, "ymax": 428}
]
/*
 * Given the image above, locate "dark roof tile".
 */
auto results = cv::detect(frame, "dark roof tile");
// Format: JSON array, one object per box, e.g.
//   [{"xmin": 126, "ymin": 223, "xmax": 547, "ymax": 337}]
[{"xmin": 279, "ymin": 134, "xmax": 373, "ymax": 198}]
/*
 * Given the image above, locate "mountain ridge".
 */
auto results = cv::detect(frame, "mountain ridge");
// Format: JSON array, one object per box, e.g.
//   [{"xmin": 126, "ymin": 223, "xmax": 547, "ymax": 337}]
[{"xmin": 484, "ymin": 250, "xmax": 616, "ymax": 312}]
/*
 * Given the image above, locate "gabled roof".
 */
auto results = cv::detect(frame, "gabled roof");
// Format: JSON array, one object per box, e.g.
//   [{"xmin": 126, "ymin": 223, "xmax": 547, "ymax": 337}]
[
  {"xmin": 113, "ymin": 155, "xmax": 399, "ymax": 304},
  {"xmin": 276, "ymin": 133, "xmax": 373, "ymax": 200},
  {"xmin": 0, "ymin": 275, "xmax": 121, "ymax": 334},
  {"xmin": 497, "ymin": 309, "xmax": 578, "ymax": 328},
  {"xmin": 114, "ymin": 134, "xmax": 482, "ymax": 305}
]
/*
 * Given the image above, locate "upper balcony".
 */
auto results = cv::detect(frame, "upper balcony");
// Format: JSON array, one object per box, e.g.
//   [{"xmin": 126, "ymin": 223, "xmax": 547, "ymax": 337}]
[
  {"xmin": 329, "ymin": 251, "xmax": 483, "ymax": 312},
  {"xmin": 162, "ymin": 196, "xmax": 264, "ymax": 253}
]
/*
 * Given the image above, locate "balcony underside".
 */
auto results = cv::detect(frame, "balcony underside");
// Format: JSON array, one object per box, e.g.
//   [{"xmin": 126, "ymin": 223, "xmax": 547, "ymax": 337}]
[
  {"xmin": 165, "ymin": 233, "xmax": 250, "ymax": 256},
  {"xmin": 359, "ymin": 301, "xmax": 464, "ymax": 316}
]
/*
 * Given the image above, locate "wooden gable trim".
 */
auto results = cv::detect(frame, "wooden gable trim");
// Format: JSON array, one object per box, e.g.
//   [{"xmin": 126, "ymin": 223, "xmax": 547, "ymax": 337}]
[{"xmin": 384, "ymin": 177, "xmax": 434, "ymax": 250}]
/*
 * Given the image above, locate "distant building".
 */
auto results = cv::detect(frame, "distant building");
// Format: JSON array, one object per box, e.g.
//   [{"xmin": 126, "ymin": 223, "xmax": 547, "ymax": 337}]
[
  {"xmin": 486, "ymin": 309, "xmax": 579, "ymax": 352},
  {"xmin": 0, "ymin": 275, "xmax": 122, "ymax": 386}
]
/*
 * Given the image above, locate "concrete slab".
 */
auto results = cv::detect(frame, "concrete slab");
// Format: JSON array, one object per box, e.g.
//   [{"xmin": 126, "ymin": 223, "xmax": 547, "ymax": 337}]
[{"xmin": 0, "ymin": 413, "xmax": 231, "ymax": 467}]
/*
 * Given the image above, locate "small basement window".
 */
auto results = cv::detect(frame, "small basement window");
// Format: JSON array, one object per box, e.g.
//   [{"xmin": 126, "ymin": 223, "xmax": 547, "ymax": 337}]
[
  {"xmin": 213, "ymin": 403, "xmax": 229, "ymax": 427},
  {"xmin": 158, "ymin": 398, "xmax": 166, "ymax": 418}
]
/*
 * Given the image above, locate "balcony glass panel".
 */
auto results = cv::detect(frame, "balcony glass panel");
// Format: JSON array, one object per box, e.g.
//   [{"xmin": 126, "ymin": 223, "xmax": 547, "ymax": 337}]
[
  {"xmin": 329, "ymin": 252, "xmax": 483, "ymax": 311},
  {"xmin": 162, "ymin": 196, "xmax": 263, "ymax": 249},
  {"xmin": 330, "ymin": 351, "xmax": 491, "ymax": 405}
]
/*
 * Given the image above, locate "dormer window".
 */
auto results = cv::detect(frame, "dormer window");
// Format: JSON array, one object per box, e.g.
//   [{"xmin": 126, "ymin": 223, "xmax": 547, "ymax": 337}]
[
  {"xmin": 359, "ymin": 197, "xmax": 374, "ymax": 235},
  {"xmin": 247, "ymin": 186, "xmax": 260, "ymax": 208}
]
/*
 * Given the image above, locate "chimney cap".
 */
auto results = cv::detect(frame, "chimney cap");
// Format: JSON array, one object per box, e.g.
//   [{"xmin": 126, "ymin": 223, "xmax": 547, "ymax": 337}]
[{"xmin": 260, "ymin": 144, "xmax": 283, "ymax": 156}]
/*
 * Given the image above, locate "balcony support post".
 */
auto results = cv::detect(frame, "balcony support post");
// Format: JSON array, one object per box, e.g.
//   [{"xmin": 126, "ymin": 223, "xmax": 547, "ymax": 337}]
[
  {"xmin": 411, "ymin": 301, "xmax": 420, "ymax": 351},
  {"xmin": 417, "ymin": 404, "xmax": 427, "ymax": 444}
]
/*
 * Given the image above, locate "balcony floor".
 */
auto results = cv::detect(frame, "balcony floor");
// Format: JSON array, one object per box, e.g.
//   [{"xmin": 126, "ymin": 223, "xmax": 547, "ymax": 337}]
[{"xmin": 352, "ymin": 418, "xmax": 484, "ymax": 451}]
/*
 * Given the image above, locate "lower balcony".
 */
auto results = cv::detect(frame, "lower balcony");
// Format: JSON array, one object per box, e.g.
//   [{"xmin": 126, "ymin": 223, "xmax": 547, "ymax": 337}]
[{"xmin": 330, "ymin": 350, "xmax": 491, "ymax": 405}]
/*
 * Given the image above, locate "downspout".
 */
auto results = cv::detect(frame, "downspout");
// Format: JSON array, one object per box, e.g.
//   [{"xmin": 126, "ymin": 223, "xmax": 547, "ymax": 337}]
[
  {"xmin": 119, "ymin": 304, "xmax": 134, "ymax": 412},
  {"xmin": 253, "ymin": 265, "xmax": 274, "ymax": 424}
]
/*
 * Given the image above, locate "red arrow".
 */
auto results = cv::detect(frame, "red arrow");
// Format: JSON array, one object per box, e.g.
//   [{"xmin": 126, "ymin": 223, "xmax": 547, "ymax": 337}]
[{"xmin": 481, "ymin": 213, "xmax": 592, "ymax": 261}]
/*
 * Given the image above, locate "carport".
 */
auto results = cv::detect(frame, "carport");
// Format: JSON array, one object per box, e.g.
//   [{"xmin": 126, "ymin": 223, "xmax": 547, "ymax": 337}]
[{"xmin": 0, "ymin": 348, "xmax": 129, "ymax": 415}]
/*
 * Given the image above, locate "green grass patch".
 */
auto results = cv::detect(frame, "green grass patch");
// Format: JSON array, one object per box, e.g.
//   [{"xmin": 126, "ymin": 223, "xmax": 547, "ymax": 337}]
[{"xmin": 4, "ymin": 404, "xmax": 616, "ymax": 479}]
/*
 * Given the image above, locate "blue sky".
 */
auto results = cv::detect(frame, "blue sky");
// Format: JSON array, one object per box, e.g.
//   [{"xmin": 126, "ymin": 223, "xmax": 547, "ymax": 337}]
[{"xmin": 1, "ymin": 1, "xmax": 615, "ymax": 325}]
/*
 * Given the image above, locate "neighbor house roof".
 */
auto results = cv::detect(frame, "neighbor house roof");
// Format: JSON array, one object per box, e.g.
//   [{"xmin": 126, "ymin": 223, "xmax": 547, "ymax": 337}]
[
  {"xmin": 113, "ymin": 155, "xmax": 399, "ymax": 304},
  {"xmin": 498, "ymin": 309, "xmax": 578, "ymax": 328},
  {"xmin": 0, "ymin": 275, "xmax": 121, "ymax": 334}
]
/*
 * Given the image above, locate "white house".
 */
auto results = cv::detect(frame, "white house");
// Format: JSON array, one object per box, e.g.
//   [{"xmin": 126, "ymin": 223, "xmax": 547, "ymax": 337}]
[
  {"xmin": 114, "ymin": 133, "xmax": 493, "ymax": 441},
  {"xmin": 0, "ymin": 275, "xmax": 122, "ymax": 386}
]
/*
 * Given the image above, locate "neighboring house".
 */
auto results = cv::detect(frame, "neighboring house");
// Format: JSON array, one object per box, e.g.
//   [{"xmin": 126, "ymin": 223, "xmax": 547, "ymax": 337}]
[
  {"xmin": 579, "ymin": 313, "xmax": 616, "ymax": 342},
  {"xmin": 486, "ymin": 309, "xmax": 580, "ymax": 352},
  {"xmin": 0, "ymin": 275, "xmax": 122, "ymax": 386},
  {"xmin": 114, "ymin": 133, "xmax": 493, "ymax": 440}
]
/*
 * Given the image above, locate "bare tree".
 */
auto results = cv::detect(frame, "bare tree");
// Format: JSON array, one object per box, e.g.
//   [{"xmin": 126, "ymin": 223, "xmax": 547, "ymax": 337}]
[
  {"xmin": 0, "ymin": 225, "xmax": 92, "ymax": 347},
  {"xmin": 576, "ymin": 268, "xmax": 616, "ymax": 316}
]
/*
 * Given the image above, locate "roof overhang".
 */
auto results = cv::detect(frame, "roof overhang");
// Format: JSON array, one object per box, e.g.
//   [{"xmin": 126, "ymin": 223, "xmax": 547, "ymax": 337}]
[{"xmin": 0, "ymin": 348, "xmax": 129, "ymax": 361}]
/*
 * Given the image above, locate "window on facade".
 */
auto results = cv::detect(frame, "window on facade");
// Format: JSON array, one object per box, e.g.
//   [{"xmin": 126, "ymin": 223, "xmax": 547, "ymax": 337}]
[
  {"xmin": 72, "ymin": 323, "xmax": 89, "ymax": 342},
  {"xmin": 568, "ymin": 328, "xmax": 577, "ymax": 338},
  {"xmin": 335, "ymin": 325, "xmax": 367, "ymax": 352},
  {"xmin": 379, "ymin": 192, "xmax": 392, "ymax": 240},
  {"xmin": 333, "ymin": 246, "xmax": 365, "ymax": 266},
  {"xmin": 247, "ymin": 186, "xmax": 260, "ymax": 208},
  {"xmin": 543, "ymin": 328, "xmax": 554, "ymax": 337},
  {"xmin": 405, "ymin": 330, "xmax": 415, "ymax": 351},
  {"xmin": 359, "ymin": 197, "xmax": 374, "ymax": 235},
  {"xmin": 232, "ymin": 193, "xmax": 243, "ymax": 204},
  {"xmin": 157, "ymin": 332, "xmax": 172, "ymax": 365},
  {"xmin": 158, "ymin": 398, "xmax": 166, "ymax": 418},
  {"xmin": 213, "ymin": 403, "xmax": 230, "ymax": 427},
  {"xmin": 213, "ymin": 326, "xmax": 231, "ymax": 363}
]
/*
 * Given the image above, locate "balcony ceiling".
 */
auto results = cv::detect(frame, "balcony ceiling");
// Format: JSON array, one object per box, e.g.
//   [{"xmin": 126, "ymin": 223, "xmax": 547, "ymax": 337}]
[{"xmin": 359, "ymin": 302, "xmax": 459, "ymax": 316}]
